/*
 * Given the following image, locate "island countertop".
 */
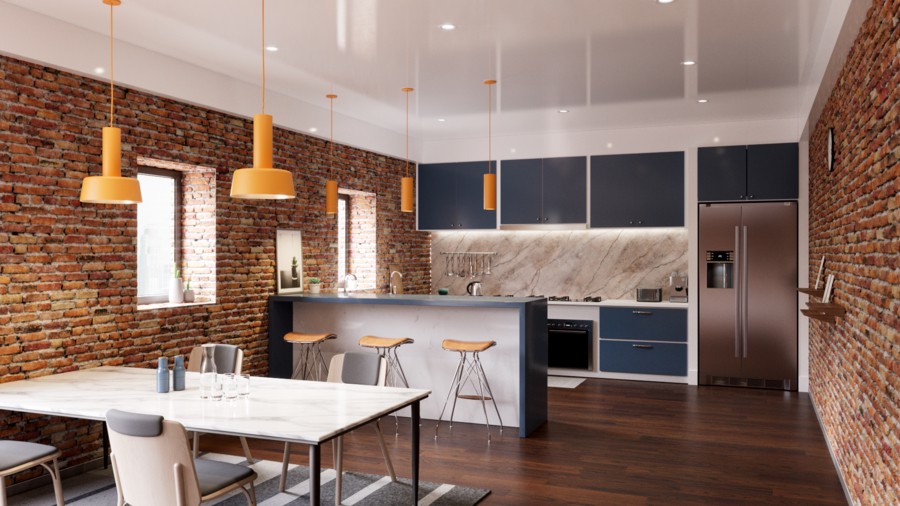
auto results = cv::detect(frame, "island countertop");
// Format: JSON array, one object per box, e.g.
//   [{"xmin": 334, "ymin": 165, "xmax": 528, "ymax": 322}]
[{"xmin": 268, "ymin": 293, "xmax": 548, "ymax": 437}]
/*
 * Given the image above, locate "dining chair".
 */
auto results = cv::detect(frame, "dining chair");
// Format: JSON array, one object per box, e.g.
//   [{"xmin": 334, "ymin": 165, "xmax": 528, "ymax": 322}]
[
  {"xmin": 187, "ymin": 344, "xmax": 255, "ymax": 463},
  {"xmin": 278, "ymin": 352, "xmax": 396, "ymax": 504},
  {"xmin": 0, "ymin": 440, "xmax": 64, "ymax": 506},
  {"xmin": 105, "ymin": 409, "xmax": 257, "ymax": 506}
]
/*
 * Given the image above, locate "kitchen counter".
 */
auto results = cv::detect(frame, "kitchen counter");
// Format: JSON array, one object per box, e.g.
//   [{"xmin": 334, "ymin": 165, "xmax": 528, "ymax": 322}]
[{"xmin": 268, "ymin": 293, "xmax": 548, "ymax": 437}]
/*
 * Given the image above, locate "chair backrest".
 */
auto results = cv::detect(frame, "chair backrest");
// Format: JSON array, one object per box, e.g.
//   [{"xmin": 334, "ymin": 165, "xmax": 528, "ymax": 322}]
[
  {"xmin": 187, "ymin": 344, "xmax": 243, "ymax": 374},
  {"xmin": 106, "ymin": 409, "xmax": 201, "ymax": 506},
  {"xmin": 327, "ymin": 352, "xmax": 386, "ymax": 386}
]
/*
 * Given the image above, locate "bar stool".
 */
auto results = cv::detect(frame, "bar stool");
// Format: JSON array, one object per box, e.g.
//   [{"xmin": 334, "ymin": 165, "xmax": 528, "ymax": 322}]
[
  {"xmin": 283, "ymin": 332, "xmax": 337, "ymax": 381},
  {"xmin": 434, "ymin": 339, "xmax": 504, "ymax": 442},
  {"xmin": 357, "ymin": 335, "xmax": 414, "ymax": 388}
]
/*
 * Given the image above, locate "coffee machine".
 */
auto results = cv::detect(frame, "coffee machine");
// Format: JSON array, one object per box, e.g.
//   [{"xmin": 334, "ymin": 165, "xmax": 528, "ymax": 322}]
[{"xmin": 669, "ymin": 272, "xmax": 688, "ymax": 302}]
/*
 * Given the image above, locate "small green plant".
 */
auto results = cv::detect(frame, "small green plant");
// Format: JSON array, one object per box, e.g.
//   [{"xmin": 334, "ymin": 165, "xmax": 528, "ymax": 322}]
[
  {"xmin": 173, "ymin": 265, "xmax": 181, "ymax": 279},
  {"xmin": 308, "ymin": 277, "xmax": 321, "ymax": 285},
  {"xmin": 291, "ymin": 256, "xmax": 298, "ymax": 267},
  {"xmin": 185, "ymin": 278, "xmax": 191, "ymax": 291}
]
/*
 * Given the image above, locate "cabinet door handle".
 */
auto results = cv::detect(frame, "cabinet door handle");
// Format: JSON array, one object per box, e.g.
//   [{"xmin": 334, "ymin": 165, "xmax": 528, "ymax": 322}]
[
  {"xmin": 632, "ymin": 344, "xmax": 654, "ymax": 350},
  {"xmin": 543, "ymin": 217, "xmax": 549, "ymax": 222},
  {"xmin": 632, "ymin": 310, "xmax": 653, "ymax": 315}
]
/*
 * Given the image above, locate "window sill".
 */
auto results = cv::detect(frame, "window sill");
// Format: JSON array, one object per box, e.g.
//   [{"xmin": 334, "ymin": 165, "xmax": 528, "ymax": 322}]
[{"xmin": 137, "ymin": 300, "xmax": 215, "ymax": 311}]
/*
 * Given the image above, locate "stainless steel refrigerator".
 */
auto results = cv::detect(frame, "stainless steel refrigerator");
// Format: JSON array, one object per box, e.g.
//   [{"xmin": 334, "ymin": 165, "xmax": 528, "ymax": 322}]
[{"xmin": 699, "ymin": 202, "xmax": 798, "ymax": 391}]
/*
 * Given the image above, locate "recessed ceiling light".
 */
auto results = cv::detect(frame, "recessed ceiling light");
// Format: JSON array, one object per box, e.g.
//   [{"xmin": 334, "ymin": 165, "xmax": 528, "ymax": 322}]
[
  {"xmin": 657, "ymin": 0, "xmax": 675, "ymax": 4},
  {"xmin": 697, "ymin": 99, "xmax": 709, "ymax": 103},
  {"xmin": 437, "ymin": 118, "xmax": 446, "ymax": 122},
  {"xmin": 558, "ymin": 109, "xmax": 569, "ymax": 114},
  {"xmin": 265, "ymin": 46, "xmax": 279, "ymax": 52},
  {"xmin": 93, "ymin": 67, "xmax": 105, "ymax": 74},
  {"xmin": 440, "ymin": 23, "xmax": 456, "ymax": 31},
  {"xmin": 682, "ymin": 60, "xmax": 696, "ymax": 66},
  {"xmin": 606, "ymin": 142, "xmax": 614, "ymax": 149},
  {"xmin": 713, "ymin": 137, "xmax": 721, "ymax": 143},
  {"xmin": 309, "ymin": 127, "xmax": 318, "ymax": 133},
  {"xmin": 510, "ymin": 148, "xmax": 517, "ymax": 154}
]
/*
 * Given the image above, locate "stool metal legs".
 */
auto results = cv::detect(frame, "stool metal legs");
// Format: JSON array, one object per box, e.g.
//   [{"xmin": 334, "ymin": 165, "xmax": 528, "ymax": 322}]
[
  {"xmin": 435, "ymin": 350, "xmax": 504, "ymax": 442},
  {"xmin": 374, "ymin": 346, "xmax": 409, "ymax": 434},
  {"xmin": 290, "ymin": 343, "xmax": 329, "ymax": 381}
]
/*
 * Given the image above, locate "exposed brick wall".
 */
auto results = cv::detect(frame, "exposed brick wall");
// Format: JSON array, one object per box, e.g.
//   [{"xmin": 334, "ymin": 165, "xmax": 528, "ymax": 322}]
[
  {"xmin": 808, "ymin": 0, "xmax": 899, "ymax": 504},
  {"xmin": 0, "ymin": 53, "xmax": 431, "ymax": 476}
]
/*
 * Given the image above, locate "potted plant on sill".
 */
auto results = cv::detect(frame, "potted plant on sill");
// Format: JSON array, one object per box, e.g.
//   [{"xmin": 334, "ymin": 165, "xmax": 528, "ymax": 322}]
[
  {"xmin": 183, "ymin": 277, "xmax": 195, "ymax": 303},
  {"xmin": 308, "ymin": 277, "xmax": 321, "ymax": 294},
  {"xmin": 169, "ymin": 267, "xmax": 184, "ymax": 304}
]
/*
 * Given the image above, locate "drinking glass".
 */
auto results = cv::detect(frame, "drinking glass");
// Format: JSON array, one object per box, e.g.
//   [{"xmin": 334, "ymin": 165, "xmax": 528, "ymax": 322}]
[
  {"xmin": 237, "ymin": 374, "xmax": 250, "ymax": 397},
  {"xmin": 210, "ymin": 374, "xmax": 224, "ymax": 401},
  {"xmin": 223, "ymin": 373, "xmax": 238, "ymax": 401}
]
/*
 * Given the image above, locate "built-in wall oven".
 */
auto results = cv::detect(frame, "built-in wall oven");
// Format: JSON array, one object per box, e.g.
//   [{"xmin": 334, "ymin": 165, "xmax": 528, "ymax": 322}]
[{"xmin": 548, "ymin": 319, "xmax": 593, "ymax": 370}]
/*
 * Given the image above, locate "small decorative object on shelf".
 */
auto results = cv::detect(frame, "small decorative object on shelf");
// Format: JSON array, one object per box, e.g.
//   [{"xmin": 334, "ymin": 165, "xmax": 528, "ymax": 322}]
[
  {"xmin": 814, "ymin": 255, "xmax": 825, "ymax": 289},
  {"xmin": 799, "ymin": 275, "xmax": 844, "ymax": 323},
  {"xmin": 821, "ymin": 274, "xmax": 835, "ymax": 303},
  {"xmin": 291, "ymin": 256, "xmax": 300, "ymax": 287},
  {"xmin": 308, "ymin": 277, "xmax": 321, "ymax": 294}
]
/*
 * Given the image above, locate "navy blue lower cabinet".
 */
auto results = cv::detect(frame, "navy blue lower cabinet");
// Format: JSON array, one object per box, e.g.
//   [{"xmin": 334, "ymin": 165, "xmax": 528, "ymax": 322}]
[
  {"xmin": 599, "ymin": 307, "xmax": 687, "ymax": 342},
  {"xmin": 599, "ymin": 340, "xmax": 687, "ymax": 376}
]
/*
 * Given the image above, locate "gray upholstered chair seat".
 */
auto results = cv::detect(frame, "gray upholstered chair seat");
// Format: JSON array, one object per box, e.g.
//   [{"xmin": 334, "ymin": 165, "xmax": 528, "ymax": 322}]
[
  {"xmin": 194, "ymin": 458, "xmax": 257, "ymax": 496},
  {"xmin": 0, "ymin": 441, "xmax": 59, "ymax": 470}
]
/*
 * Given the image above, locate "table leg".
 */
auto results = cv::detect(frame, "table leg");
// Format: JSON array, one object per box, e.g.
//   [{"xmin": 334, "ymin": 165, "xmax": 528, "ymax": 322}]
[
  {"xmin": 411, "ymin": 401, "xmax": 420, "ymax": 504},
  {"xmin": 102, "ymin": 422, "xmax": 110, "ymax": 469},
  {"xmin": 309, "ymin": 443, "xmax": 320, "ymax": 506}
]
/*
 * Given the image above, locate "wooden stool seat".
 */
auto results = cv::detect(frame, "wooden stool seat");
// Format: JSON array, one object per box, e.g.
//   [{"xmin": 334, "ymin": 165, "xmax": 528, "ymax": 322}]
[
  {"xmin": 442, "ymin": 339, "xmax": 496, "ymax": 353},
  {"xmin": 284, "ymin": 332, "xmax": 337, "ymax": 381},
  {"xmin": 358, "ymin": 335, "xmax": 414, "ymax": 349},
  {"xmin": 284, "ymin": 332, "xmax": 336, "ymax": 344}
]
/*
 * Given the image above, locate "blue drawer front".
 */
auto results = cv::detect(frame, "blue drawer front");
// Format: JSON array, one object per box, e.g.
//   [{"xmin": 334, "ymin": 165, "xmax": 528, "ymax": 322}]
[
  {"xmin": 599, "ymin": 307, "xmax": 687, "ymax": 342},
  {"xmin": 599, "ymin": 340, "xmax": 687, "ymax": 376}
]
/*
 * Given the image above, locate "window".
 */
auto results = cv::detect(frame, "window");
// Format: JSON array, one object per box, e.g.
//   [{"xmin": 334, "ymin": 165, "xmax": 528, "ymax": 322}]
[
  {"xmin": 337, "ymin": 194, "xmax": 349, "ymax": 283},
  {"xmin": 137, "ymin": 168, "xmax": 182, "ymax": 304}
]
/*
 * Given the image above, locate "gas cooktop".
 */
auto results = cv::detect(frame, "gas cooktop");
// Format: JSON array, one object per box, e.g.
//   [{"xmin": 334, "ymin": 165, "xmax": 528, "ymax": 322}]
[{"xmin": 496, "ymin": 295, "xmax": 603, "ymax": 303}]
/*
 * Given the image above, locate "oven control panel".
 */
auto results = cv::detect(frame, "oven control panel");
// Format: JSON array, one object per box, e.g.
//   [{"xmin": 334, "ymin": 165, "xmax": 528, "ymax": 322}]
[{"xmin": 548, "ymin": 319, "xmax": 593, "ymax": 331}]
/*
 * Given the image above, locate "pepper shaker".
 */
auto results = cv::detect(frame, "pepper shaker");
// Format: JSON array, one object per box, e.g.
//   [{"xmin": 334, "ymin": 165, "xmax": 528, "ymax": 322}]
[
  {"xmin": 173, "ymin": 355, "xmax": 185, "ymax": 391},
  {"xmin": 156, "ymin": 357, "xmax": 170, "ymax": 393}
]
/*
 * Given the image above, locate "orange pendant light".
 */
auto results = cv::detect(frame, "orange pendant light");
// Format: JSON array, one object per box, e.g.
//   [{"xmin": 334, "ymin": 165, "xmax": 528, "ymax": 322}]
[
  {"xmin": 230, "ymin": 0, "xmax": 296, "ymax": 200},
  {"xmin": 400, "ymin": 87, "xmax": 414, "ymax": 213},
  {"xmin": 80, "ymin": 0, "xmax": 142, "ymax": 205},
  {"xmin": 483, "ymin": 79, "xmax": 497, "ymax": 211},
  {"xmin": 325, "ymin": 94, "xmax": 338, "ymax": 214}
]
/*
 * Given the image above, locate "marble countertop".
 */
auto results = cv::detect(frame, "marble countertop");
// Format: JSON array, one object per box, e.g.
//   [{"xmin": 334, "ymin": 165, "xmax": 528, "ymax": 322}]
[
  {"xmin": 0, "ymin": 366, "xmax": 430, "ymax": 444},
  {"xmin": 272, "ymin": 293, "xmax": 545, "ymax": 308},
  {"xmin": 553, "ymin": 299, "xmax": 689, "ymax": 309}
]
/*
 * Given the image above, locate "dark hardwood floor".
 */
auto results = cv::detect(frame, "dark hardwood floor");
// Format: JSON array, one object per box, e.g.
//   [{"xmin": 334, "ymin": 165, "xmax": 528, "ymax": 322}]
[{"xmin": 205, "ymin": 379, "xmax": 847, "ymax": 505}]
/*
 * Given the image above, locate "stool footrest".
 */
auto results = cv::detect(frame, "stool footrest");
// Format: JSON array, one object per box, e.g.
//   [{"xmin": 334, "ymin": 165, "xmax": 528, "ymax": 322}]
[{"xmin": 457, "ymin": 394, "xmax": 492, "ymax": 401}]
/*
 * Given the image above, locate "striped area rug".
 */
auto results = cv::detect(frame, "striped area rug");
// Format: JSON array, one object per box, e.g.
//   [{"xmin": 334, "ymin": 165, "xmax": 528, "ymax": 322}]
[{"xmin": 12, "ymin": 453, "xmax": 490, "ymax": 505}]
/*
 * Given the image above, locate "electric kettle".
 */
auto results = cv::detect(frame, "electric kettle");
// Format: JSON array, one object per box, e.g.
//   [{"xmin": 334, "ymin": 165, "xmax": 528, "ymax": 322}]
[{"xmin": 466, "ymin": 281, "xmax": 483, "ymax": 296}]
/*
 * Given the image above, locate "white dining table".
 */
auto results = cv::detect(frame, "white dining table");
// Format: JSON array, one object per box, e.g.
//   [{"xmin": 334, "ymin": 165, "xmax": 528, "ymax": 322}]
[{"xmin": 0, "ymin": 366, "xmax": 430, "ymax": 506}]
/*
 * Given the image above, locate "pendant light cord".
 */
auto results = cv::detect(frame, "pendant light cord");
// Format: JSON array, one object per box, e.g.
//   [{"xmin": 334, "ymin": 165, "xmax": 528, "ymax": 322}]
[
  {"xmin": 329, "ymin": 95, "xmax": 334, "ymax": 176},
  {"xmin": 488, "ymin": 82, "xmax": 492, "ymax": 174},
  {"xmin": 261, "ymin": 0, "xmax": 266, "ymax": 114},
  {"xmin": 405, "ymin": 89, "xmax": 410, "ymax": 177},
  {"xmin": 109, "ymin": 1, "xmax": 114, "ymax": 127}
]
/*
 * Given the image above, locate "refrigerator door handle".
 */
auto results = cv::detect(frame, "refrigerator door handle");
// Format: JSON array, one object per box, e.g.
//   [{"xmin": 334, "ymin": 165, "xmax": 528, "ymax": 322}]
[
  {"xmin": 734, "ymin": 225, "xmax": 741, "ymax": 358},
  {"xmin": 742, "ymin": 225, "xmax": 749, "ymax": 358}
]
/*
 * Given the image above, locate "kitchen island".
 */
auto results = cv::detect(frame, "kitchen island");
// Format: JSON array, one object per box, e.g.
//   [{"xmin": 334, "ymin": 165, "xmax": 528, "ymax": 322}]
[{"xmin": 268, "ymin": 293, "xmax": 547, "ymax": 437}]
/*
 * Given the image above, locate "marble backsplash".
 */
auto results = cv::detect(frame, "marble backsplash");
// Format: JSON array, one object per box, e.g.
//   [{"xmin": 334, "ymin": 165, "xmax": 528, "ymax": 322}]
[{"xmin": 431, "ymin": 229, "xmax": 689, "ymax": 300}]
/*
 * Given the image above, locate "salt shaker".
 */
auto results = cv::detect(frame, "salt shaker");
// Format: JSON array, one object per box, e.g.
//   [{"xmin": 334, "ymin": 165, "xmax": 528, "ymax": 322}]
[
  {"xmin": 173, "ymin": 355, "xmax": 185, "ymax": 391},
  {"xmin": 156, "ymin": 357, "xmax": 170, "ymax": 393}
]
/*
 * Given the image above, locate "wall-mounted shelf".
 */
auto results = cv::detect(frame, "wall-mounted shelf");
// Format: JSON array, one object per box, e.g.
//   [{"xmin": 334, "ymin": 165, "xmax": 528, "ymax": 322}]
[
  {"xmin": 801, "ymin": 302, "xmax": 845, "ymax": 323},
  {"xmin": 797, "ymin": 287, "xmax": 825, "ymax": 297},
  {"xmin": 798, "ymin": 287, "xmax": 844, "ymax": 323}
]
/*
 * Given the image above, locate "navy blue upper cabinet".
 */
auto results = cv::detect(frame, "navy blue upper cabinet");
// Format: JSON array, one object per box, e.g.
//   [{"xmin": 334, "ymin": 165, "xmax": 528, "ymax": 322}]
[
  {"xmin": 500, "ymin": 156, "xmax": 587, "ymax": 225},
  {"xmin": 590, "ymin": 151, "xmax": 684, "ymax": 227},
  {"xmin": 417, "ymin": 161, "xmax": 496, "ymax": 230},
  {"xmin": 698, "ymin": 142, "xmax": 798, "ymax": 202}
]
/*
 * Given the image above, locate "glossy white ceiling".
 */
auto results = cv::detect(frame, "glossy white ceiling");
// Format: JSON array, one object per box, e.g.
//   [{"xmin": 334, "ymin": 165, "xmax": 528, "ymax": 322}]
[{"xmin": 0, "ymin": 0, "xmax": 839, "ymax": 154}]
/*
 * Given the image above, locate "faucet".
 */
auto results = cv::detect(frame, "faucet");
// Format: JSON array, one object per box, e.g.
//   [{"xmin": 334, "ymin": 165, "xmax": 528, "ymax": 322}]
[
  {"xmin": 344, "ymin": 273, "xmax": 357, "ymax": 294},
  {"xmin": 389, "ymin": 271, "xmax": 403, "ymax": 294}
]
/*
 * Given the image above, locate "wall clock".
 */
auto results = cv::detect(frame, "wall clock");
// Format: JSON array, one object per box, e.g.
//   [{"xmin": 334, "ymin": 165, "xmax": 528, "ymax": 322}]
[{"xmin": 827, "ymin": 128, "xmax": 835, "ymax": 172}]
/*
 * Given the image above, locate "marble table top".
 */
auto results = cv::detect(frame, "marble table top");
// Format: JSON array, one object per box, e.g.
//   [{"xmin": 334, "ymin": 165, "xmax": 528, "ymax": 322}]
[{"xmin": 0, "ymin": 366, "xmax": 431, "ymax": 444}]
